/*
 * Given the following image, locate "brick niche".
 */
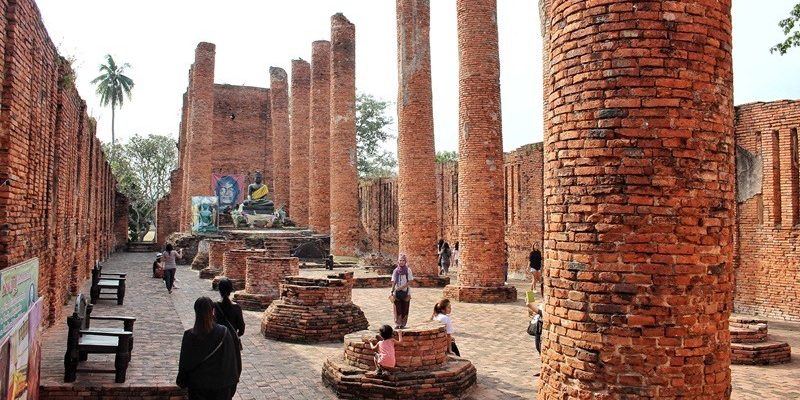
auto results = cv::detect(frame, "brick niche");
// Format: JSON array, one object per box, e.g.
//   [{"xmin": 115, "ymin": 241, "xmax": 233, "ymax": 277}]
[
  {"xmin": 261, "ymin": 272, "xmax": 368, "ymax": 343},
  {"xmin": 322, "ymin": 322, "xmax": 476, "ymax": 399},
  {"xmin": 539, "ymin": 0, "xmax": 735, "ymax": 398},
  {"xmin": 233, "ymin": 256, "xmax": 299, "ymax": 311}
]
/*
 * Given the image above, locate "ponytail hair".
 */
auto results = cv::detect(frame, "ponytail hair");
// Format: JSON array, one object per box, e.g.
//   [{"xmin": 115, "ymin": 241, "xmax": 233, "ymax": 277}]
[{"xmin": 430, "ymin": 298, "xmax": 451, "ymax": 320}]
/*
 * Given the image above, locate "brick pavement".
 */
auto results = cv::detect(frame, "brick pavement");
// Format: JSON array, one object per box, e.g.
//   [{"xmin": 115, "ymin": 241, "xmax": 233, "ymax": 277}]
[{"xmin": 40, "ymin": 252, "xmax": 799, "ymax": 399}]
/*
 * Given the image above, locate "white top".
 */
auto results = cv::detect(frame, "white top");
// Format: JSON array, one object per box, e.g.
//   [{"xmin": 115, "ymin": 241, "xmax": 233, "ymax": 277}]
[
  {"xmin": 453, "ymin": 249, "xmax": 459, "ymax": 261},
  {"xmin": 391, "ymin": 267, "xmax": 413, "ymax": 294},
  {"xmin": 163, "ymin": 250, "xmax": 179, "ymax": 270},
  {"xmin": 434, "ymin": 313, "xmax": 454, "ymax": 334}
]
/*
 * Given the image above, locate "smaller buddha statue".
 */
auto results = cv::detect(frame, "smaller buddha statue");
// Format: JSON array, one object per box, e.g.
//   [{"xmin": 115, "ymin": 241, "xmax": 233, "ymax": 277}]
[{"xmin": 242, "ymin": 172, "xmax": 274, "ymax": 214}]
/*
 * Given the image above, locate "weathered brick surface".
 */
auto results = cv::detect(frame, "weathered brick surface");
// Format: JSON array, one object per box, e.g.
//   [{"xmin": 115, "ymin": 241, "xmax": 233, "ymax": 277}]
[
  {"xmin": 261, "ymin": 272, "xmax": 368, "ymax": 342},
  {"xmin": 359, "ymin": 178, "xmax": 399, "ymax": 257},
  {"xmin": 215, "ymin": 248, "xmax": 268, "ymax": 290},
  {"xmin": 0, "ymin": 0, "xmax": 124, "ymax": 326},
  {"xmin": 504, "ymin": 143, "xmax": 544, "ymax": 279},
  {"xmin": 729, "ymin": 318, "xmax": 791, "ymax": 365},
  {"xmin": 182, "ymin": 43, "xmax": 216, "ymax": 231},
  {"xmin": 321, "ymin": 322, "xmax": 477, "ymax": 399},
  {"xmin": 396, "ymin": 0, "xmax": 438, "ymax": 280},
  {"xmin": 200, "ymin": 239, "xmax": 245, "ymax": 278},
  {"xmin": 329, "ymin": 14, "xmax": 359, "ymax": 257},
  {"xmin": 734, "ymin": 100, "xmax": 800, "ymax": 321},
  {"xmin": 309, "ymin": 40, "xmax": 332, "ymax": 233},
  {"xmin": 443, "ymin": 0, "xmax": 516, "ymax": 303},
  {"xmin": 290, "ymin": 59, "xmax": 311, "ymax": 225},
  {"xmin": 539, "ymin": 0, "xmax": 735, "ymax": 398},
  {"xmin": 270, "ymin": 66, "xmax": 291, "ymax": 212},
  {"xmin": 233, "ymin": 256, "xmax": 299, "ymax": 311}
]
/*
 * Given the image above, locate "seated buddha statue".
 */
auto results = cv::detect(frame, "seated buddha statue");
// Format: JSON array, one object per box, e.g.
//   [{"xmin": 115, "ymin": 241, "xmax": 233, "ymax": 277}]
[{"xmin": 242, "ymin": 172, "xmax": 274, "ymax": 214}]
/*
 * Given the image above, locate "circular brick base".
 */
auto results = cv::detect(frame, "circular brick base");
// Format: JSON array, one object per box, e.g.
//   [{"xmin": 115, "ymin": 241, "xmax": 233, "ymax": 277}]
[
  {"xmin": 731, "ymin": 341, "xmax": 792, "ymax": 365},
  {"xmin": 322, "ymin": 355, "xmax": 476, "ymax": 399},
  {"xmin": 261, "ymin": 302, "xmax": 368, "ymax": 343},
  {"xmin": 199, "ymin": 267, "xmax": 221, "ymax": 280},
  {"xmin": 232, "ymin": 291, "xmax": 276, "ymax": 311},
  {"xmin": 442, "ymin": 284, "xmax": 517, "ymax": 303},
  {"xmin": 211, "ymin": 277, "xmax": 244, "ymax": 291}
]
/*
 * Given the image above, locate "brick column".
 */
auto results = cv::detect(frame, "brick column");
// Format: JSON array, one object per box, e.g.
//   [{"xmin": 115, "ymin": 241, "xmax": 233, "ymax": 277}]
[
  {"xmin": 184, "ymin": 43, "xmax": 216, "ymax": 231},
  {"xmin": 538, "ymin": 1, "xmax": 734, "ymax": 398},
  {"xmin": 309, "ymin": 40, "xmax": 332, "ymax": 233},
  {"xmin": 443, "ymin": 0, "xmax": 516, "ymax": 303},
  {"xmin": 329, "ymin": 14, "xmax": 359, "ymax": 257},
  {"xmin": 396, "ymin": 0, "xmax": 440, "ymax": 282},
  {"xmin": 270, "ymin": 67, "xmax": 291, "ymax": 213},
  {"xmin": 290, "ymin": 59, "xmax": 311, "ymax": 226}
]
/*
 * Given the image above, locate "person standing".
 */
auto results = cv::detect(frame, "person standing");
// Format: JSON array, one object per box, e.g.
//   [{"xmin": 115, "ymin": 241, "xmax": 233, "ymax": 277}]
[
  {"xmin": 390, "ymin": 254, "xmax": 413, "ymax": 329},
  {"xmin": 176, "ymin": 297, "xmax": 240, "ymax": 400},
  {"xmin": 436, "ymin": 239, "xmax": 444, "ymax": 270},
  {"xmin": 214, "ymin": 278, "xmax": 245, "ymax": 396},
  {"xmin": 529, "ymin": 246, "xmax": 542, "ymax": 294},
  {"xmin": 439, "ymin": 242, "xmax": 452, "ymax": 275},
  {"xmin": 453, "ymin": 241, "xmax": 460, "ymax": 269},
  {"xmin": 162, "ymin": 244, "xmax": 183, "ymax": 294}
]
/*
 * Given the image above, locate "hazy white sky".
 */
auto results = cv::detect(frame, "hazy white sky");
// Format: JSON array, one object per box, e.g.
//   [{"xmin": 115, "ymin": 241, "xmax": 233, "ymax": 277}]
[{"xmin": 36, "ymin": 0, "xmax": 800, "ymax": 153}]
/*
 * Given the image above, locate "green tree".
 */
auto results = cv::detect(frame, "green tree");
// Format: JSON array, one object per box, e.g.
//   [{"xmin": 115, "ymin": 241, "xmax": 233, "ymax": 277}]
[
  {"xmin": 104, "ymin": 134, "xmax": 177, "ymax": 241},
  {"xmin": 771, "ymin": 3, "xmax": 800, "ymax": 55},
  {"xmin": 435, "ymin": 150, "xmax": 458, "ymax": 163},
  {"xmin": 91, "ymin": 54, "xmax": 134, "ymax": 144},
  {"xmin": 356, "ymin": 93, "xmax": 397, "ymax": 178}
]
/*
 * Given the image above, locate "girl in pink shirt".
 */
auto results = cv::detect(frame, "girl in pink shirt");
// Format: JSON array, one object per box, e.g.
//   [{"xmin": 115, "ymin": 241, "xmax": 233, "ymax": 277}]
[{"xmin": 369, "ymin": 325, "xmax": 396, "ymax": 376}]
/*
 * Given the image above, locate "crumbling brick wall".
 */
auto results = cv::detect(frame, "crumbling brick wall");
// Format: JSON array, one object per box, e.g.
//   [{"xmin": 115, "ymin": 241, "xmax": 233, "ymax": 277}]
[
  {"xmin": 735, "ymin": 100, "xmax": 800, "ymax": 321},
  {"xmin": 0, "ymin": 0, "xmax": 125, "ymax": 325},
  {"xmin": 360, "ymin": 144, "xmax": 544, "ymax": 278}
]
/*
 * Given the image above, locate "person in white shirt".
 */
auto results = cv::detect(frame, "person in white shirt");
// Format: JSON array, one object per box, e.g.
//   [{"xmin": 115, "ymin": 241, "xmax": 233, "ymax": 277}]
[{"xmin": 431, "ymin": 298, "xmax": 460, "ymax": 356}]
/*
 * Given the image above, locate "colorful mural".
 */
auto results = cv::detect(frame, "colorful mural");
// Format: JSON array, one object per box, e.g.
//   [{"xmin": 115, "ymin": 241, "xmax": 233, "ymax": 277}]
[{"xmin": 211, "ymin": 174, "xmax": 245, "ymax": 210}]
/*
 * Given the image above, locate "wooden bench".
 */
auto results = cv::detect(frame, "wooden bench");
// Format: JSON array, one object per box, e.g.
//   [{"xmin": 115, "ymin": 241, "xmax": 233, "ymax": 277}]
[
  {"xmin": 90, "ymin": 262, "xmax": 126, "ymax": 305},
  {"xmin": 64, "ymin": 294, "xmax": 135, "ymax": 383}
]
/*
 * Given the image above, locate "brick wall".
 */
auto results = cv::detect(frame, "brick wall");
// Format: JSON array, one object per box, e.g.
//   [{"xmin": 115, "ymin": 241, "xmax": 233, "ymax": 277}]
[
  {"xmin": 735, "ymin": 100, "xmax": 800, "ymax": 321},
  {"xmin": 0, "ymin": 0, "xmax": 125, "ymax": 325},
  {"xmin": 212, "ymin": 84, "xmax": 271, "ymax": 181},
  {"xmin": 360, "ymin": 144, "xmax": 543, "ymax": 278}
]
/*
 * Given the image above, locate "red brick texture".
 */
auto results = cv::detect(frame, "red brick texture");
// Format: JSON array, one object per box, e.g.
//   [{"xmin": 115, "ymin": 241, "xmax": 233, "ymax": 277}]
[
  {"xmin": 200, "ymin": 239, "xmax": 245, "ymax": 279},
  {"xmin": 309, "ymin": 41, "xmax": 332, "ymax": 233},
  {"xmin": 329, "ymin": 14, "xmax": 359, "ymax": 257},
  {"xmin": 734, "ymin": 100, "xmax": 800, "ymax": 321},
  {"xmin": 290, "ymin": 59, "xmax": 311, "ymax": 225},
  {"xmin": 729, "ymin": 318, "xmax": 791, "ymax": 365},
  {"xmin": 182, "ymin": 43, "xmax": 216, "ymax": 231},
  {"xmin": 396, "ymin": 0, "xmax": 438, "ymax": 280},
  {"xmin": 359, "ymin": 178, "xmax": 399, "ymax": 257},
  {"xmin": 233, "ymin": 256, "xmax": 299, "ymax": 311},
  {"xmin": 504, "ymin": 144, "xmax": 544, "ymax": 279},
  {"xmin": 443, "ymin": 0, "xmax": 516, "ymax": 303},
  {"xmin": 0, "ymin": 0, "xmax": 125, "ymax": 326},
  {"xmin": 270, "ymin": 67, "xmax": 291, "ymax": 212},
  {"xmin": 539, "ymin": 1, "xmax": 735, "ymax": 398}
]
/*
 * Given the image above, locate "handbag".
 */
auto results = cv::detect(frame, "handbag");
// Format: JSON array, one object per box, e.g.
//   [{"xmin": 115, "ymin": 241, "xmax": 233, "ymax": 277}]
[
  {"xmin": 392, "ymin": 269, "xmax": 410, "ymax": 301},
  {"xmin": 527, "ymin": 314, "xmax": 542, "ymax": 336},
  {"xmin": 176, "ymin": 329, "xmax": 228, "ymax": 388}
]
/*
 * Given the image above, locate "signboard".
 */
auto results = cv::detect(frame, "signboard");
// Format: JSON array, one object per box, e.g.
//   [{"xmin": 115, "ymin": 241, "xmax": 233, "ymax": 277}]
[
  {"xmin": 211, "ymin": 174, "xmax": 245, "ymax": 209},
  {"xmin": 0, "ymin": 259, "xmax": 39, "ymax": 340},
  {"xmin": 2, "ymin": 299, "xmax": 41, "ymax": 400}
]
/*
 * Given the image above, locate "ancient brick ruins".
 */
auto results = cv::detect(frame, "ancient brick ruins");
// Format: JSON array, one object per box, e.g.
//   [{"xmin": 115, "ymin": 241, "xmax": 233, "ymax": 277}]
[{"xmin": 0, "ymin": 0, "xmax": 127, "ymax": 325}]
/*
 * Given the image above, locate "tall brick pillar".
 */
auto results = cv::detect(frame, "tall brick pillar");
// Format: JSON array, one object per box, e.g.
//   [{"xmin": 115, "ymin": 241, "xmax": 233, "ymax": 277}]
[
  {"xmin": 309, "ymin": 40, "xmax": 332, "ymax": 234},
  {"xmin": 270, "ymin": 67, "xmax": 291, "ymax": 212},
  {"xmin": 443, "ymin": 0, "xmax": 516, "ymax": 303},
  {"xmin": 184, "ymin": 43, "xmax": 216, "ymax": 231},
  {"xmin": 396, "ymin": 0, "xmax": 440, "ymax": 282},
  {"xmin": 290, "ymin": 59, "xmax": 311, "ymax": 226},
  {"xmin": 538, "ymin": 1, "xmax": 735, "ymax": 398},
  {"xmin": 329, "ymin": 14, "xmax": 359, "ymax": 257}
]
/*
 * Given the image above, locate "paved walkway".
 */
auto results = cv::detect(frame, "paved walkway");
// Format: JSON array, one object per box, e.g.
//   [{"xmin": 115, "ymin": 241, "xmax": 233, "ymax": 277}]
[{"xmin": 40, "ymin": 252, "xmax": 799, "ymax": 399}]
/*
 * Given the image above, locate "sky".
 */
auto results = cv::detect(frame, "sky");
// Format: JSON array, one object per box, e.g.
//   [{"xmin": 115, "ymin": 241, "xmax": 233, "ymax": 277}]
[{"xmin": 35, "ymin": 0, "xmax": 800, "ymax": 154}]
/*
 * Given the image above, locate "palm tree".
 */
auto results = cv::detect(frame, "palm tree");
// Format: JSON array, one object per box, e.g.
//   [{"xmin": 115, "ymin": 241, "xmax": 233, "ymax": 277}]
[{"xmin": 91, "ymin": 54, "xmax": 134, "ymax": 144}]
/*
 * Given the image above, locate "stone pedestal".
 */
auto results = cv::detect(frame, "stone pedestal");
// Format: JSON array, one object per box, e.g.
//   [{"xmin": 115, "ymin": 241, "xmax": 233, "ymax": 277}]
[
  {"xmin": 261, "ymin": 272, "xmax": 367, "ymax": 343},
  {"xmin": 730, "ymin": 318, "xmax": 791, "ymax": 365},
  {"xmin": 200, "ymin": 239, "xmax": 244, "ymax": 279},
  {"xmin": 322, "ymin": 322, "xmax": 476, "ymax": 399},
  {"xmin": 212, "ymin": 249, "xmax": 267, "ymax": 290},
  {"xmin": 443, "ymin": 284, "xmax": 516, "ymax": 303},
  {"xmin": 233, "ymin": 256, "xmax": 299, "ymax": 311}
]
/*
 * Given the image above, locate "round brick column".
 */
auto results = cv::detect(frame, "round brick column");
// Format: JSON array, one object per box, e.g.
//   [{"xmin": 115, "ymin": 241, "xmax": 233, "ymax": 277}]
[
  {"xmin": 270, "ymin": 67, "xmax": 290, "ymax": 212},
  {"xmin": 442, "ymin": 0, "xmax": 516, "ymax": 303},
  {"xmin": 215, "ymin": 249, "xmax": 268, "ymax": 291},
  {"xmin": 329, "ymin": 13, "xmax": 359, "ymax": 257},
  {"xmin": 184, "ymin": 42, "xmax": 215, "ymax": 231},
  {"xmin": 539, "ymin": 1, "xmax": 735, "ymax": 398},
  {"xmin": 290, "ymin": 59, "xmax": 311, "ymax": 226},
  {"xmin": 201, "ymin": 239, "xmax": 245, "ymax": 279},
  {"xmin": 396, "ymin": 0, "xmax": 440, "ymax": 283},
  {"xmin": 309, "ymin": 40, "xmax": 332, "ymax": 233},
  {"xmin": 234, "ymin": 256, "xmax": 299, "ymax": 311}
]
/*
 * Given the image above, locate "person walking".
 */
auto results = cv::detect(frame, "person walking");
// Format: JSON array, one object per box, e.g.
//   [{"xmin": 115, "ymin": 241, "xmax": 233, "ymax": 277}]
[
  {"xmin": 214, "ymin": 278, "xmax": 245, "ymax": 396},
  {"xmin": 176, "ymin": 297, "xmax": 240, "ymax": 400},
  {"xmin": 529, "ymin": 246, "xmax": 542, "ymax": 294},
  {"xmin": 390, "ymin": 254, "xmax": 413, "ymax": 329},
  {"xmin": 453, "ymin": 241, "xmax": 460, "ymax": 269},
  {"xmin": 431, "ymin": 298, "xmax": 460, "ymax": 356},
  {"xmin": 162, "ymin": 244, "xmax": 183, "ymax": 294},
  {"xmin": 436, "ymin": 239, "xmax": 444, "ymax": 271},
  {"xmin": 439, "ymin": 242, "xmax": 452, "ymax": 275}
]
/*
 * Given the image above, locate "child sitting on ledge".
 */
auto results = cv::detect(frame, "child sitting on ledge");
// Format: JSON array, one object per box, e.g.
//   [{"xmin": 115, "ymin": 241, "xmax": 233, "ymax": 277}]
[{"xmin": 369, "ymin": 325, "xmax": 397, "ymax": 377}]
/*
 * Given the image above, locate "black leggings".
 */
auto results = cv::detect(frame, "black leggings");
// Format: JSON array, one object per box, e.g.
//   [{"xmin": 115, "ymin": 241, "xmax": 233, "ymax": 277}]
[{"xmin": 164, "ymin": 268, "xmax": 176, "ymax": 291}]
